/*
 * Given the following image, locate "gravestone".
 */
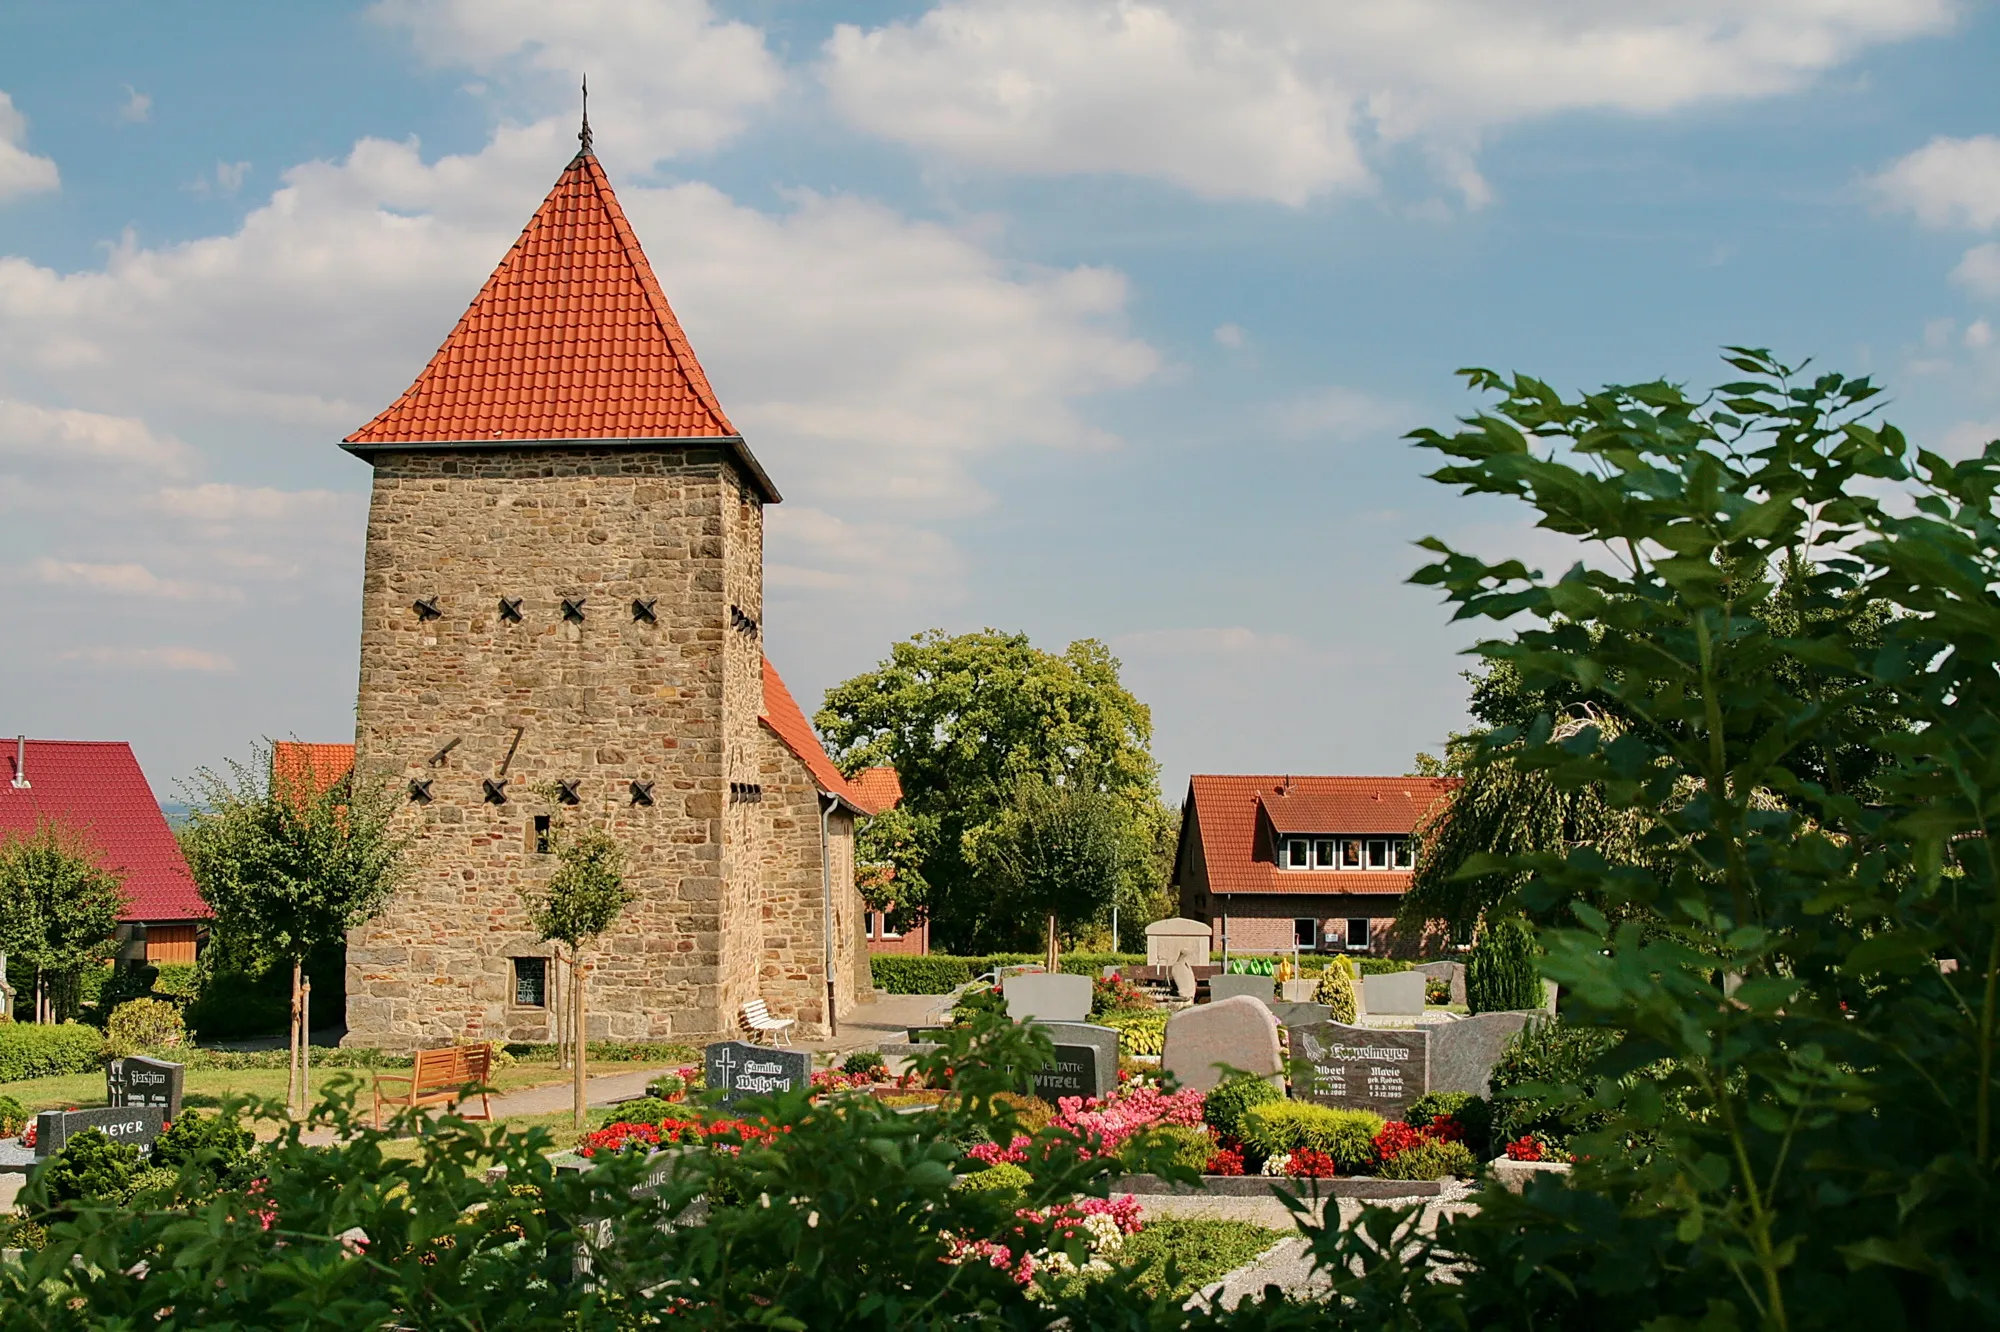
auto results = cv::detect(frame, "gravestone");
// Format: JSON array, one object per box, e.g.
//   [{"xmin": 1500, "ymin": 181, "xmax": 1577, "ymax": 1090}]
[
  {"xmin": 1280, "ymin": 979, "xmax": 1320, "ymax": 1003},
  {"xmin": 1003, "ymin": 972, "xmax": 1092, "ymax": 1023},
  {"xmin": 704, "ymin": 1041, "xmax": 809, "ymax": 1106},
  {"xmin": 1208, "ymin": 973, "xmax": 1275, "ymax": 1005},
  {"xmin": 1160, "ymin": 995, "xmax": 1282, "ymax": 1093},
  {"xmin": 1412, "ymin": 961, "xmax": 1467, "ymax": 1007},
  {"xmin": 1290, "ymin": 1022, "xmax": 1428, "ymax": 1119},
  {"xmin": 1144, "ymin": 917, "xmax": 1212, "ymax": 968},
  {"xmin": 1361, "ymin": 971, "xmax": 1426, "ymax": 1017},
  {"xmin": 1428, "ymin": 1012, "xmax": 1532, "ymax": 1096},
  {"xmin": 1266, "ymin": 1001, "xmax": 1332, "ymax": 1030},
  {"xmin": 34, "ymin": 1106, "xmax": 166, "ymax": 1157},
  {"xmin": 1031, "ymin": 1045, "xmax": 1104, "ymax": 1102},
  {"xmin": 1170, "ymin": 960, "xmax": 1197, "ymax": 999},
  {"xmin": 1035, "ymin": 1021, "xmax": 1118, "ymax": 1100},
  {"xmin": 107, "ymin": 1056, "xmax": 185, "ymax": 1119}
]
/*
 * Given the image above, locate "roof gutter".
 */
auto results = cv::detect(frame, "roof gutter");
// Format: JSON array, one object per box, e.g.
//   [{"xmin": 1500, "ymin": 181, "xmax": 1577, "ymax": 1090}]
[{"xmin": 337, "ymin": 434, "xmax": 782, "ymax": 504}]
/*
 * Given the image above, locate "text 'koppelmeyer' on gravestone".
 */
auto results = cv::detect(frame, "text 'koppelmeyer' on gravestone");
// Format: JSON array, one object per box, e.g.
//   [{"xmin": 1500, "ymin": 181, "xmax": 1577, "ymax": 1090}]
[
  {"xmin": 34, "ymin": 1106, "xmax": 167, "ymax": 1156},
  {"xmin": 107, "ymin": 1056, "xmax": 185, "ymax": 1119},
  {"xmin": 705, "ymin": 1041, "xmax": 809, "ymax": 1105},
  {"xmin": 1290, "ymin": 1023, "xmax": 1428, "ymax": 1120}
]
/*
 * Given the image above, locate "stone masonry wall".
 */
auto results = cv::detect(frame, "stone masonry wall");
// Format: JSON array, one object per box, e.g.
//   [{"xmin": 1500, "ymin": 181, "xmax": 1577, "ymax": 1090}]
[
  {"xmin": 716, "ymin": 471, "xmax": 767, "ymax": 1036},
  {"xmin": 346, "ymin": 446, "xmax": 753, "ymax": 1048}
]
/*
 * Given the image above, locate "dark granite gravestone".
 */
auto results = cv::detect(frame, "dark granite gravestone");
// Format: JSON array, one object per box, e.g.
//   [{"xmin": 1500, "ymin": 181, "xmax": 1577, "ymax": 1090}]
[
  {"xmin": 705, "ymin": 1041, "xmax": 809, "ymax": 1106},
  {"xmin": 1034, "ymin": 1022, "xmax": 1118, "ymax": 1100},
  {"xmin": 107, "ymin": 1056, "xmax": 185, "ymax": 1119},
  {"xmin": 34, "ymin": 1106, "xmax": 166, "ymax": 1157},
  {"xmin": 1031, "ymin": 1044, "xmax": 1103, "ymax": 1103},
  {"xmin": 1290, "ymin": 1022, "xmax": 1428, "ymax": 1119}
]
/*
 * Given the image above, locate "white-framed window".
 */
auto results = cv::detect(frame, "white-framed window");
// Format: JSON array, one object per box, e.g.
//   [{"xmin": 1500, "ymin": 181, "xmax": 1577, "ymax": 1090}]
[
  {"xmin": 1345, "ymin": 918, "xmax": 1371, "ymax": 951},
  {"xmin": 1313, "ymin": 838, "xmax": 1336, "ymax": 868},
  {"xmin": 1367, "ymin": 838, "xmax": 1390, "ymax": 869},
  {"xmin": 1294, "ymin": 918, "xmax": 1318, "ymax": 948},
  {"xmin": 1393, "ymin": 838, "xmax": 1414, "ymax": 869},
  {"xmin": 1284, "ymin": 838, "xmax": 1310, "ymax": 868},
  {"xmin": 878, "ymin": 912, "xmax": 901, "ymax": 940},
  {"xmin": 1341, "ymin": 838, "xmax": 1363, "ymax": 868}
]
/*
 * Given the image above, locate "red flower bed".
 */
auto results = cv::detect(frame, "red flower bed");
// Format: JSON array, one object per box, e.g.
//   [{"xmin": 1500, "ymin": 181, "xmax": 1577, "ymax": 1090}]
[
  {"xmin": 1205, "ymin": 1145, "xmax": 1246, "ymax": 1176},
  {"xmin": 1372, "ymin": 1121, "xmax": 1428, "ymax": 1162},
  {"xmin": 1505, "ymin": 1135, "xmax": 1547, "ymax": 1162},
  {"xmin": 579, "ymin": 1114, "xmax": 786, "ymax": 1159},
  {"xmin": 1285, "ymin": 1148, "xmax": 1338, "ymax": 1179}
]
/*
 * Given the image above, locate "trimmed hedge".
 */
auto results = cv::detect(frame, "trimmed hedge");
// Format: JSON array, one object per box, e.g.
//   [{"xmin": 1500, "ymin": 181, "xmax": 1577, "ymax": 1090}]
[
  {"xmin": 0, "ymin": 1022, "xmax": 104, "ymax": 1082},
  {"xmin": 1240, "ymin": 1101, "xmax": 1384, "ymax": 1172},
  {"xmin": 869, "ymin": 953, "xmax": 1144, "ymax": 994}
]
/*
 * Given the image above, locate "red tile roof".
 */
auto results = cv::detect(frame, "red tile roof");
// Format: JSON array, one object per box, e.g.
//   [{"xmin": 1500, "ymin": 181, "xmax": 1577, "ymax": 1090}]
[
  {"xmin": 271, "ymin": 742, "xmax": 354, "ymax": 798},
  {"xmin": 343, "ymin": 150, "xmax": 777, "ymax": 501},
  {"xmin": 1180, "ymin": 774, "xmax": 1456, "ymax": 898},
  {"xmin": 0, "ymin": 739, "xmax": 206, "ymax": 923},
  {"xmin": 760, "ymin": 657, "xmax": 899, "ymax": 816}
]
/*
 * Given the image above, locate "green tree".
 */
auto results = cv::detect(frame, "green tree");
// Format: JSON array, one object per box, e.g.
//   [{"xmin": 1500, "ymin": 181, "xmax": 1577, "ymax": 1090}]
[
  {"xmin": 0, "ymin": 821, "xmax": 126, "ymax": 1023},
  {"xmin": 816, "ymin": 629, "xmax": 1165, "ymax": 952},
  {"xmin": 988, "ymin": 777, "xmax": 1126, "ymax": 971},
  {"xmin": 1464, "ymin": 913, "xmax": 1540, "ymax": 1013},
  {"xmin": 521, "ymin": 824, "xmax": 632, "ymax": 1129},
  {"xmin": 179, "ymin": 744, "xmax": 415, "ymax": 1116}
]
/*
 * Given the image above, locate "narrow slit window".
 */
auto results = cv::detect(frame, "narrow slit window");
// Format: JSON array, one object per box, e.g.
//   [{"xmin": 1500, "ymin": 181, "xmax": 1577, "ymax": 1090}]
[
  {"xmin": 533, "ymin": 815, "xmax": 552, "ymax": 855},
  {"xmin": 513, "ymin": 957, "xmax": 548, "ymax": 1007}
]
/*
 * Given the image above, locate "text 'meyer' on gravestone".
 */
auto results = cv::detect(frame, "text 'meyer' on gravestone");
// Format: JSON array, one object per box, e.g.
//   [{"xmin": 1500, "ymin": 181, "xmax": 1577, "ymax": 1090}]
[
  {"xmin": 34, "ymin": 1106, "xmax": 167, "ymax": 1157},
  {"xmin": 705, "ymin": 1040, "xmax": 809, "ymax": 1106}
]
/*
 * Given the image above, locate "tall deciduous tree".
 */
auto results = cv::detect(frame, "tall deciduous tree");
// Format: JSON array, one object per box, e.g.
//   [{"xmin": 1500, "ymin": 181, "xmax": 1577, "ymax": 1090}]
[
  {"xmin": 817, "ymin": 629, "xmax": 1167, "ymax": 952},
  {"xmin": 179, "ymin": 745, "xmax": 415, "ymax": 1116},
  {"xmin": 521, "ymin": 825, "xmax": 631, "ymax": 1129},
  {"xmin": 0, "ymin": 821, "xmax": 126, "ymax": 1023}
]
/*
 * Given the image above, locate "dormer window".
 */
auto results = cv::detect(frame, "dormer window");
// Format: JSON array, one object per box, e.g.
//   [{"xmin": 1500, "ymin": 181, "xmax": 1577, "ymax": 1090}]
[
  {"xmin": 1313, "ymin": 838, "xmax": 1336, "ymax": 868},
  {"xmin": 1281, "ymin": 835, "xmax": 1414, "ymax": 870},
  {"xmin": 1285, "ymin": 838, "xmax": 1310, "ymax": 867}
]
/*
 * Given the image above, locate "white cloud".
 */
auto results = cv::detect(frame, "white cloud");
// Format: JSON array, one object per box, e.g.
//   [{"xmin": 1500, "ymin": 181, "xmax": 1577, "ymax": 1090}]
[
  {"xmin": 119, "ymin": 86, "xmax": 152, "ymax": 124},
  {"xmin": 27, "ymin": 558, "xmax": 241, "ymax": 603},
  {"xmin": 0, "ymin": 92, "xmax": 59, "ymax": 202},
  {"xmin": 0, "ymin": 397, "xmax": 194, "ymax": 473},
  {"xmin": 1273, "ymin": 385, "xmax": 1410, "ymax": 442},
  {"xmin": 1952, "ymin": 243, "xmax": 2000, "ymax": 298},
  {"xmin": 1967, "ymin": 319, "xmax": 1993, "ymax": 349},
  {"xmin": 55, "ymin": 645, "xmax": 237, "ymax": 674},
  {"xmin": 371, "ymin": 0, "xmax": 785, "ymax": 162},
  {"xmin": 1871, "ymin": 134, "xmax": 2000, "ymax": 230},
  {"xmin": 824, "ymin": 0, "xmax": 1956, "ymax": 205},
  {"xmin": 1213, "ymin": 323, "xmax": 1245, "ymax": 348}
]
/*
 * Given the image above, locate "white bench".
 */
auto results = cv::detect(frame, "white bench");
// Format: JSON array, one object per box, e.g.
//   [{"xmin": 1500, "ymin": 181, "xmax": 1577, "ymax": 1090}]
[{"xmin": 740, "ymin": 998, "xmax": 796, "ymax": 1046}]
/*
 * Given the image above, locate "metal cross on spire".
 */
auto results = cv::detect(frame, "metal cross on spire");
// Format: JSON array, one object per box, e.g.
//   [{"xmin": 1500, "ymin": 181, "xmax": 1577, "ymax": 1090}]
[{"xmin": 578, "ymin": 74, "xmax": 593, "ymax": 156}]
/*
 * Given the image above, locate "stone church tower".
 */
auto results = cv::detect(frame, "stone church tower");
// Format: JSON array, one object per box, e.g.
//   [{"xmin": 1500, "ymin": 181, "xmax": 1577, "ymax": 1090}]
[{"xmin": 338, "ymin": 138, "xmax": 894, "ymax": 1050}]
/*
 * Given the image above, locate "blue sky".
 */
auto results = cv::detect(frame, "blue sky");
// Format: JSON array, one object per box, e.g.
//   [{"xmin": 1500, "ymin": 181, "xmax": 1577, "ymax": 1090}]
[{"xmin": 3, "ymin": 0, "xmax": 1999, "ymax": 800}]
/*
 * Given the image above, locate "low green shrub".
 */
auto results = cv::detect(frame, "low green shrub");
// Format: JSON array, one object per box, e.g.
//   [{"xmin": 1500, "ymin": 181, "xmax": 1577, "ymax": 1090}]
[
  {"xmin": 1240, "ymin": 1101, "xmax": 1384, "ymax": 1172},
  {"xmin": 841, "ymin": 1049, "xmax": 887, "ymax": 1078},
  {"xmin": 105, "ymin": 997, "xmax": 187, "ymax": 1054},
  {"xmin": 1406, "ymin": 1091, "xmax": 1492, "ymax": 1158},
  {"xmin": 151, "ymin": 1110, "xmax": 258, "ymax": 1193},
  {"xmin": 992, "ymin": 1092, "xmax": 1055, "ymax": 1135},
  {"xmin": 502, "ymin": 1041, "xmax": 696, "ymax": 1064},
  {"xmin": 151, "ymin": 964, "xmax": 200, "ymax": 1002},
  {"xmin": 125, "ymin": 1166, "xmax": 182, "ymax": 1207},
  {"xmin": 954, "ymin": 1162, "xmax": 1032, "ymax": 1196},
  {"xmin": 1359, "ymin": 958, "xmax": 1413, "ymax": 975},
  {"xmin": 29, "ymin": 1129, "xmax": 141, "ymax": 1220},
  {"xmin": 1122, "ymin": 1124, "xmax": 1213, "ymax": 1173},
  {"xmin": 1488, "ymin": 1016, "xmax": 1622, "ymax": 1148},
  {"xmin": 1118, "ymin": 1218, "xmax": 1285, "ymax": 1300},
  {"xmin": 0, "ymin": 1022, "xmax": 104, "ymax": 1081},
  {"xmin": 1202, "ymin": 1073, "xmax": 1284, "ymax": 1143},
  {"xmin": 0, "ymin": 1094, "xmax": 27, "ymax": 1137},
  {"xmin": 593, "ymin": 1096, "xmax": 679, "ymax": 1129},
  {"xmin": 1098, "ymin": 1008, "xmax": 1166, "ymax": 1056},
  {"xmin": 870, "ymin": 955, "xmax": 976, "ymax": 994},
  {"xmin": 1376, "ymin": 1138, "xmax": 1480, "ymax": 1181}
]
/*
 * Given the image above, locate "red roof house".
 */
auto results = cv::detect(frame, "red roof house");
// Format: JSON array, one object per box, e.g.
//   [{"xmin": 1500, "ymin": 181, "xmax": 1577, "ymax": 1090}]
[
  {"xmin": 1172, "ymin": 774, "xmax": 1457, "ymax": 957},
  {"xmin": 0, "ymin": 738, "xmax": 208, "ymax": 964}
]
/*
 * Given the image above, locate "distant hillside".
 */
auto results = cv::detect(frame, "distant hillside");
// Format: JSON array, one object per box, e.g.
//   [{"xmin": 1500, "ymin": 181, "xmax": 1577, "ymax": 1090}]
[{"xmin": 158, "ymin": 800, "xmax": 192, "ymax": 830}]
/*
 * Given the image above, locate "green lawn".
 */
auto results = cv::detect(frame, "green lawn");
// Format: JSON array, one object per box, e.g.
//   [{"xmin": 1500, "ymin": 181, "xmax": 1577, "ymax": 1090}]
[
  {"xmin": 1118, "ymin": 1218, "xmax": 1286, "ymax": 1299},
  {"xmin": 0, "ymin": 1060, "xmax": 597, "ymax": 1118}
]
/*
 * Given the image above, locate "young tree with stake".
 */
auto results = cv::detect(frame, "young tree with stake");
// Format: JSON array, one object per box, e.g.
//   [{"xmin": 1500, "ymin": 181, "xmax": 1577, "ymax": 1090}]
[
  {"xmin": 180, "ymin": 746, "xmax": 415, "ymax": 1117},
  {"xmin": 522, "ymin": 824, "xmax": 632, "ymax": 1129},
  {"xmin": 0, "ymin": 821, "xmax": 126, "ymax": 1023},
  {"xmin": 988, "ymin": 777, "xmax": 1124, "ymax": 973}
]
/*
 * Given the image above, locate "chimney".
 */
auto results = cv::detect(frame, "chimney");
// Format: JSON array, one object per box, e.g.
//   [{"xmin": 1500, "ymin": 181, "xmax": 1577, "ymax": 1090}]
[{"xmin": 10, "ymin": 735, "xmax": 27, "ymax": 790}]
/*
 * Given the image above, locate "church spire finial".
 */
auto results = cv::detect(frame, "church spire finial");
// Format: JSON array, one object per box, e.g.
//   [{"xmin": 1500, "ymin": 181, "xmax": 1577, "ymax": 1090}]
[{"xmin": 578, "ymin": 74, "xmax": 593, "ymax": 156}]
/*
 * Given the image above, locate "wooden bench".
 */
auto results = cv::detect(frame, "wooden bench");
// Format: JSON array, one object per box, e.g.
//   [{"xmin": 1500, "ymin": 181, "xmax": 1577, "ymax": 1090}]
[
  {"xmin": 372, "ymin": 1042, "xmax": 495, "ymax": 1128},
  {"xmin": 740, "ymin": 999, "xmax": 796, "ymax": 1047}
]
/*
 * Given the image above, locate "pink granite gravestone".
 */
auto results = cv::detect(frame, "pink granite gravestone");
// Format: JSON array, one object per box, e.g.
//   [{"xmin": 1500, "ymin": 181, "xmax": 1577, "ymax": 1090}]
[{"xmin": 1160, "ymin": 995, "xmax": 1283, "ymax": 1093}]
